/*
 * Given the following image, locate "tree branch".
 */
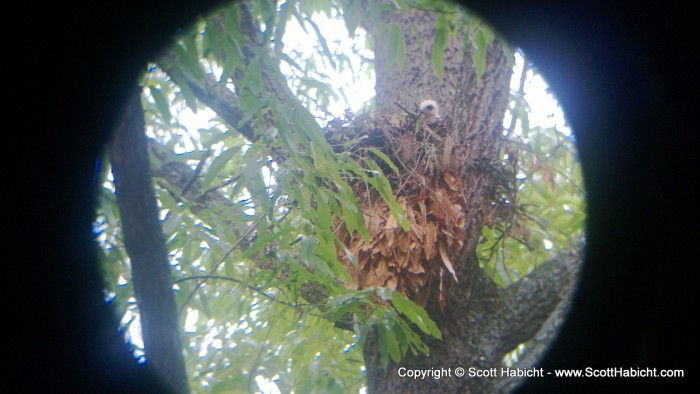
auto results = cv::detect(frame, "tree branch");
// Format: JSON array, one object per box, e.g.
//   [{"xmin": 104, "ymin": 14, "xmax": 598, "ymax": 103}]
[
  {"xmin": 110, "ymin": 86, "xmax": 190, "ymax": 394},
  {"xmin": 174, "ymin": 274, "xmax": 309, "ymax": 310},
  {"xmin": 475, "ymin": 248, "xmax": 582, "ymax": 364},
  {"xmin": 500, "ymin": 249, "xmax": 581, "ymax": 351},
  {"xmin": 158, "ymin": 58, "xmax": 257, "ymax": 142}
]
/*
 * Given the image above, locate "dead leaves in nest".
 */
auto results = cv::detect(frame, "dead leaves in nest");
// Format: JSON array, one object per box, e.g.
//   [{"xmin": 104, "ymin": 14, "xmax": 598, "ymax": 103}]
[{"xmin": 335, "ymin": 171, "xmax": 466, "ymax": 311}]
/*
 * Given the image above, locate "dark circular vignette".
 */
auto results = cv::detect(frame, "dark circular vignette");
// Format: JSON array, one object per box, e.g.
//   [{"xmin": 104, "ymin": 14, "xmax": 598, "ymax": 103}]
[{"xmin": 19, "ymin": 0, "xmax": 693, "ymax": 392}]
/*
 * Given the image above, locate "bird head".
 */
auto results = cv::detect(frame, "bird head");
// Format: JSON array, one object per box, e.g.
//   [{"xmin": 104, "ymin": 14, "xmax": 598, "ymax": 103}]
[{"xmin": 419, "ymin": 100, "xmax": 439, "ymax": 120}]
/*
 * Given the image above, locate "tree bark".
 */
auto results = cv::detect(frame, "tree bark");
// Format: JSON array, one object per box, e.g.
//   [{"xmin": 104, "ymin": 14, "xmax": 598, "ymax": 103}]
[
  {"xmin": 110, "ymin": 87, "xmax": 190, "ymax": 394},
  {"xmin": 359, "ymin": 5, "xmax": 580, "ymax": 393}
]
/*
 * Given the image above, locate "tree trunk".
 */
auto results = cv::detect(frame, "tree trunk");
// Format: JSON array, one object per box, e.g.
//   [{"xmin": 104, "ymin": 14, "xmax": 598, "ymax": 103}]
[
  {"xmin": 361, "ymin": 5, "xmax": 543, "ymax": 393},
  {"xmin": 110, "ymin": 87, "xmax": 190, "ymax": 394}
]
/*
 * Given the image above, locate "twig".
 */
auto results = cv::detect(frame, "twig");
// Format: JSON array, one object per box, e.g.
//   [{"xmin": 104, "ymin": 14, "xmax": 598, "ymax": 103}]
[
  {"xmin": 175, "ymin": 274, "xmax": 310, "ymax": 310},
  {"xmin": 175, "ymin": 274, "xmax": 335, "ymax": 323},
  {"xmin": 395, "ymin": 102, "xmax": 417, "ymax": 119},
  {"xmin": 180, "ymin": 149, "xmax": 211, "ymax": 198},
  {"xmin": 177, "ymin": 214, "xmax": 266, "ymax": 315}
]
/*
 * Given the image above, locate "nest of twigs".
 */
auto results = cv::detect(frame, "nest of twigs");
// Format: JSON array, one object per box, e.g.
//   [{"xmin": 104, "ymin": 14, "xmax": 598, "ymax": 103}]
[{"xmin": 325, "ymin": 109, "xmax": 516, "ymax": 310}]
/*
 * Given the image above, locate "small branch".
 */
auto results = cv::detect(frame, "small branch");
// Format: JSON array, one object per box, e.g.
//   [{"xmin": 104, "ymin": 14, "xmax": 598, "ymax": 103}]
[
  {"xmin": 175, "ymin": 274, "xmax": 311, "ymax": 310},
  {"xmin": 395, "ymin": 102, "xmax": 417, "ymax": 119},
  {"xmin": 174, "ymin": 274, "xmax": 343, "ymax": 328},
  {"xmin": 504, "ymin": 56, "xmax": 529, "ymax": 137},
  {"xmin": 180, "ymin": 149, "xmax": 211, "ymax": 198}
]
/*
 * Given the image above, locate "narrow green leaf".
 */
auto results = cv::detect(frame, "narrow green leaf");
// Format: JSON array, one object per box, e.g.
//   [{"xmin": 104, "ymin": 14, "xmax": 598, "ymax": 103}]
[
  {"xmin": 162, "ymin": 64, "xmax": 198, "ymax": 112},
  {"xmin": 222, "ymin": 7, "xmax": 241, "ymax": 41},
  {"xmin": 366, "ymin": 147, "xmax": 399, "ymax": 173},
  {"xmin": 221, "ymin": 37, "xmax": 244, "ymax": 80},
  {"xmin": 148, "ymin": 86, "xmax": 172, "ymax": 124},
  {"xmin": 391, "ymin": 291, "xmax": 442, "ymax": 339},
  {"xmin": 329, "ymin": 297, "xmax": 364, "ymax": 321},
  {"xmin": 377, "ymin": 323, "xmax": 390, "ymax": 367},
  {"xmin": 362, "ymin": 158, "xmax": 410, "ymax": 231},
  {"xmin": 201, "ymin": 23, "xmax": 222, "ymax": 62},
  {"xmin": 482, "ymin": 225, "xmax": 495, "ymax": 244},
  {"xmin": 237, "ymin": 95, "xmax": 270, "ymax": 129},
  {"xmin": 158, "ymin": 186, "xmax": 177, "ymax": 209},
  {"xmin": 432, "ymin": 26, "xmax": 447, "ymax": 80},
  {"xmin": 388, "ymin": 23, "xmax": 406, "ymax": 70},
  {"xmin": 172, "ymin": 38, "xmax": 205, "ymax": 82},
  {"xmin": 391, "ymin": 321, "xmax": 409, "ymax": 355},
  {"xmin": 338, "ymin": 185, "xmax": 368, "ymax": 241},
  {"xmin": 201, "ymin": 147, "xmax": 238, "ymax": 189},
  {"xmin": 472, "ymin": 26, "xmax": 493, "ymax": 84},
  {"xmin": 384, "ymin": 321, "xmax": 402, "ymax": 363}
]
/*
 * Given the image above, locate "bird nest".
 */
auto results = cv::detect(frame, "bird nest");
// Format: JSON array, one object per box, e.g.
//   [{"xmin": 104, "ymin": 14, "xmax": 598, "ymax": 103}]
[{"xmin": 324, "ymin": 109, "xmax": 514, "ymax": 310}]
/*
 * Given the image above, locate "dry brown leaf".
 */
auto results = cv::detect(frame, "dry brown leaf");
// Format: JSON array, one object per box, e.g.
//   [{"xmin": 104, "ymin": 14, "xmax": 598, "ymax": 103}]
[
  {"xmin": 424, "ymin": 222, "xmax": 436, "ymax": 259},
  {"xmin": 384, "ymin": 214, "xmax": 397, "ymax": 245},
  {"xmin": 444, "ymin": 171, "xmax": 461, "ymax": 191},
  {"xmin": 439, "ymin": 243, "xmax": 459, "ymax": 283},
  {"xmin": 407, "ymin": 256, "xmax": 424, "ymax": 273},
  {"xmin": 418, "ymin": 200, "xmax": 428, "ymax": 225},
  {"xmin": 385, "ymin": 274, "xmax": 398, "ymax": 290},
  {"xmin": 397, "ymin": 233, "xmax": 411, "ymax": 253}
]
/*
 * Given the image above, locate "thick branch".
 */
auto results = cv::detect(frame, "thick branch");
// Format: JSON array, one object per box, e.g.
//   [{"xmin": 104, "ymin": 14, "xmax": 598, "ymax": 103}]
[
  {"xmin": 502, "ymin": 250, "xmax": 581, "ymax": 351},
  {"xmin": 476, "ymin": 249, "xmax": 582, "ymax": 362},
  {"xmin": 110, "ymin": 87, "xmax": 189, "ymax": 394},
  {"xmin": 158, "ymin": 57, "xmax": 256, "ymax": 142}
]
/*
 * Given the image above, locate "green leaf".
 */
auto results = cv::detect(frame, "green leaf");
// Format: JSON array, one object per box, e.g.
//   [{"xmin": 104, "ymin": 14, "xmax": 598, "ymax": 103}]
[
  {"xmin": 482, "ymin": 225, "xmax": 495, "ymax": 244},
  {"xmin": 432, "ymin": 25, "xmax": 447, "ymax": 80},
  {"xmin": 328, "ymin": 296, "xmax": 364, "ymax": 321},
  {"xmin": 338, "ymin": 184, "xmax": 368, "ymax": 241},
  {"xmin": 387, "ymin": 23, "xmax": 406, "ymax": 70},
  {"xmin": 160, "ymin": 62, "xmax": 198, "ymax": 112},
  {"xmin": 472, "ymin": 26, "xmax": 493, "ymax": 84},
  {"xmin": 383, "ymin": 321, "xmax": 402, "ymax": 363},
  {"xmin": 148, "ymin": 86, "xmax": 172, "ymax": 124},
  {"xmin": 377, "ymin": 323, "xmax": 390, "ymax": 367},
  {"xmin": 158, "ymin": 187, "xmax": 177, "ymax": 210},
  {"xmin": 171, "ymin": 38, "xmax": 204, "ymax": 82},
  {"xmin": 391, "ymin": 291, "xmax": 442, "ymax": 339},
  {"xmin": 201, "ymin": 147, "xmax": 238, "ymax": 189},
  {"xmin": 366, "ymin": 147, "xmax": 399, "ymax": 174},
  {"xmin": 221, "ymin": 36, "xmax": 244, "ymax": 80},
  {"xmin": 201, "ymin": 22, "xmax": 222, "ymax": 62},
  {"xmin": 362, "ymin": 158, "xmax": 410, "ymax": 231},
  {"xmin": 222, "ymin": 6, "xmax": 241, "ymax": 41}
]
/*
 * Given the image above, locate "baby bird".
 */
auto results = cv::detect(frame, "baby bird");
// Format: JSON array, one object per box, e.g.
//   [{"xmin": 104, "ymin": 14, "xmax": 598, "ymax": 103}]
[{"xmin": 419, "ymin": 99, "xmax": 440, "ymax": 121}]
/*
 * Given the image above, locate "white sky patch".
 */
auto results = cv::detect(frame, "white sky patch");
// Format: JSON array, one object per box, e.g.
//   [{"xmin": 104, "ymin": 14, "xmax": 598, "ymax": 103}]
[
  {"xmin": 505, "ymin": 52, "xmax": 571, "ymax": 137},
  {"xmin": 543, "ymin": 239, "xmax": 554, "ymax": 250},
  {"xmin": 256, "ymin": 375, "xmax": 282, "ymax": 394},
  {"xmin": 184, "ymin": 308, "xmax": 199, "ymax": 332},
  {"xmin": 279, "ymin": 7, "xmax": 374, "ymax": 118}
]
